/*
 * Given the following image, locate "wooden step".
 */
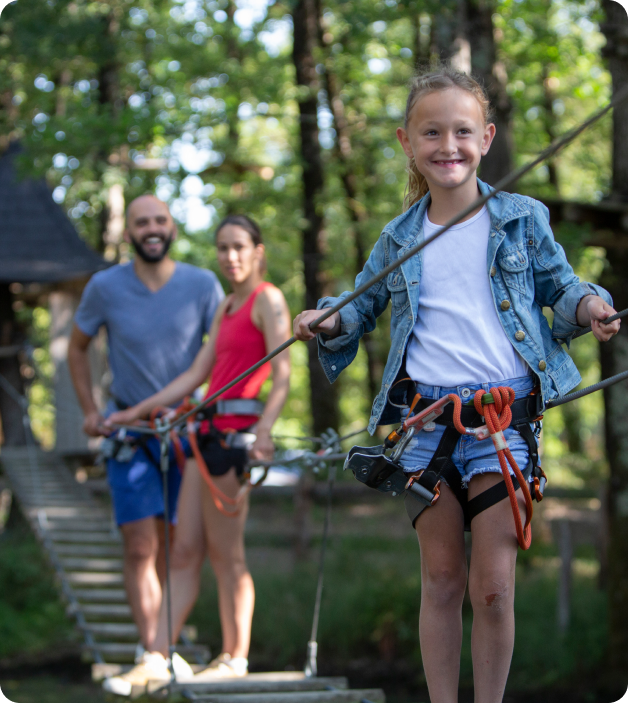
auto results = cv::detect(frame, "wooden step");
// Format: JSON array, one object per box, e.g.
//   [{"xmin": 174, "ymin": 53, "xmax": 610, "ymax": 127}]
[
  {"xmin": 67, "ymin": 572, "xmax": 125, "ymax": 586},
  {"xmin": 75, "ymin": 603, "xmax": 132, "ymax": 618},
  {"xmin": 46, "ymin": 521, "xmax": 115, "ymax": 532},
  {"xmin": 84, "ymin": 642, "xmax": 210, "ymax": 662},
  {"xmin": 74, "ymin": 589, "xmax": 128, "ymax": 602},
  {"xmin": 55, "ymin": 544, "xmax": 123, "ymax": 557},
  {"xmin": 171, "ymin": 691, "xmax": 385, "ymax": 703},
  {"xmin": 151, "ymin": 675, "xmax": 349, "ymax": 695},
  {"xmin": 49, "ymin": 531, "xmax": 121, "ymax": 544},
  {"xmin": 61, "ymin": 558, "xmax": 123, "ymax": 571},
  {"xmin": 84, "ymin": 622, "xmax": 138, "ymax": 639}
]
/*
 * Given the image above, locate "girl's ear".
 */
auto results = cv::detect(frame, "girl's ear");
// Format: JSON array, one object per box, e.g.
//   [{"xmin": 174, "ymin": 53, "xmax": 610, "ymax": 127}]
[
  {"xmin": 396, "ymin": 127, "xmax": 415, "ymax": 159},
  {"xmin": 481, "ymin": 123, "xmax": 497, "ymax": 156}
]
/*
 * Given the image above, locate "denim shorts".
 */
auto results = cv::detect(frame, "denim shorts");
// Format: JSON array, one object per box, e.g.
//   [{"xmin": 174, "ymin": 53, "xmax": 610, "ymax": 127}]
[
  {"xmin": 398, "ymin": 375, "xmax": 536, "ymax": 488},
  {"xmin": 106, "ymin": 434, "xmax": 189, "ymax": 526}
]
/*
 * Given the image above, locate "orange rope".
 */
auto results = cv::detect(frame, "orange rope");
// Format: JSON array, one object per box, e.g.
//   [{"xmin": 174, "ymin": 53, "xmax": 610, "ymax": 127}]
[{"xmin": 469, "ymin": 387, "xmax": 534, "ymax": 550}]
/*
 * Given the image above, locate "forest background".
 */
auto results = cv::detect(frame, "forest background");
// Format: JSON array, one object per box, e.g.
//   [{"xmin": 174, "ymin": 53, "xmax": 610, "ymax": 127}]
[
  {"xmin": 1, "ymin": 0, "xmax": 628, "ymax": 698},
  {"xmin": 0, "ymin": 0, "xmax": 616, "ymax": 483}
]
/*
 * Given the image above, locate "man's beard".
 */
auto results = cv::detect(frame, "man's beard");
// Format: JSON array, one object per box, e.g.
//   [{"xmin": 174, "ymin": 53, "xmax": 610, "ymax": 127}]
[{"xmin": 130, "ymin": 232, "xmax": 174, "ymax": 263}]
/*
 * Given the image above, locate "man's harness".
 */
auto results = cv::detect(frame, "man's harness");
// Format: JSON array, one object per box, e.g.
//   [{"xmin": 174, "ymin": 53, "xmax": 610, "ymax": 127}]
[
  {"xmin": 102, "ymin": 397, "xmax": 265, "ymax": 518},
  {"xmin": 345, "ymin": 379, "xmax": 547, "ymax": 550}
]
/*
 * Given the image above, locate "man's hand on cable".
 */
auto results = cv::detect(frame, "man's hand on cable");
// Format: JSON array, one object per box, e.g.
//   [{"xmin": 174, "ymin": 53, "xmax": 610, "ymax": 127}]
[
  {"xmin": 83, "ymin": 410, "xmax": 108, "ymax": 437},
  {"xmin": 249, "ymin": 428, "xmax": 274, "ymax": 462},
  {"xmin": 105, "ymin": 407, "xmax": 143, "ymax": 429},
  {"xmin": 576, "ymin": 295, "xmax": 621, "ymax": 342},
  {"xmin": 293, "ymin": 310, "xmax": 341, "ymax": 341}
]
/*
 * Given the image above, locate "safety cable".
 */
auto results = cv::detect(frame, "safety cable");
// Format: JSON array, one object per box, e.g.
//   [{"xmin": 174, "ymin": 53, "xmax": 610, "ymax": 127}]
[
  {"xmin": 109, "ymin": 83, "xmax": 628, "ymax": 438},
  {"xmin": 544, "ymin": 368, "xmax": 628, "ymax": 409},
  {"xmin": 572, "ymin": 307, "xmax": 628, "ymax": 339}
]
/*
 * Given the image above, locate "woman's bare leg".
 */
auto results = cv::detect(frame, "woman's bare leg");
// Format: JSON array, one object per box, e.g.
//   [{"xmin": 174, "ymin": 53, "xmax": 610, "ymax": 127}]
[
  {"xmin": 151, "ymin": 459, "xmax": 207, "ymax": 656},
  {"xmin": 201, "ymin": 469, "xmax": 254, "ymax": 658},
  {"xmin": 416, "ymin": 484, "xmax": 468, "ymax": 703},
  {"xmin": 468, "ymin": 473, "xmax": 526, "ymax": 703}
]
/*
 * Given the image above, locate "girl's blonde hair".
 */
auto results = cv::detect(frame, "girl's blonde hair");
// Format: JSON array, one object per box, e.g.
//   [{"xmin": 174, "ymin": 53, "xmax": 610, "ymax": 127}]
[{"xmin": 402, "ymin": 67, "xmax": 492, "ymax": 211}]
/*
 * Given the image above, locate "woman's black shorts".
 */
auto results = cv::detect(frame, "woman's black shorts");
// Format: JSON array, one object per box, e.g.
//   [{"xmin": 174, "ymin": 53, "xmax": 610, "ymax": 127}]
[{"xmin": 196, "ymin": 431, "xmax": 251, "ymax": 477}]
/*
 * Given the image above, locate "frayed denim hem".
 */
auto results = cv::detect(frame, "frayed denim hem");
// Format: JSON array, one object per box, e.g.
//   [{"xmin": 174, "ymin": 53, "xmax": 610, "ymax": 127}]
[{"xmin": 461, "ymin": 466, "xmax": 515, "ymax": 489}]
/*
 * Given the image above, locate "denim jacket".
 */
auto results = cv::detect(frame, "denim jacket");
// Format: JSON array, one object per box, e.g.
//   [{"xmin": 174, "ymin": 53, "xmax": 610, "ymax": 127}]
[{"xmin": 317, "ymin": 179, "xmax": 612, "ymax": 434}]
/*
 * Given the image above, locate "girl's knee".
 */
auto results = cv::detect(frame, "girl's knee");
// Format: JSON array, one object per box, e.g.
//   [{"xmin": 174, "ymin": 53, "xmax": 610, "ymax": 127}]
[
  {"xmin": 469, "ymin": 578, "xmax": 514, "ymax": 616},
  {"xmin": 422, "ymin": 565, "xmax": 467, "ymax": 608}
]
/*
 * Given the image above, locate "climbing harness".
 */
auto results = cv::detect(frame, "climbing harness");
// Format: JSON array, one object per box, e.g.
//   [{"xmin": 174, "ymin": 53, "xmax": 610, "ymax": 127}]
[{"xmin": 180, "ymin": 397, "xmax": 267, "ymax": 518}]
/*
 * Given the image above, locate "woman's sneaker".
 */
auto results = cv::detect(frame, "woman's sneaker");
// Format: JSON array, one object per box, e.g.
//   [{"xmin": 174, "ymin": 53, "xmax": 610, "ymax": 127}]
[
  {"xmin": 195, "ymin": 653, "xmax": 248, "ymax": 679},
  {"xmin": 102, "ymin": 651, "xmax": 194, "ymax": 696}
]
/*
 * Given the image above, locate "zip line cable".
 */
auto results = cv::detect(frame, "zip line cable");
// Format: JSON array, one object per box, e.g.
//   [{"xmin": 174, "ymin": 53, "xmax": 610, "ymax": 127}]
[{"xmin": 109, "ymin": 82, "xmax": 628, "ymax": 438}]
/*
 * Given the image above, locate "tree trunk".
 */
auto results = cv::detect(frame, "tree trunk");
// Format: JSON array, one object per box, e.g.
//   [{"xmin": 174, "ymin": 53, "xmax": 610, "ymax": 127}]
[
  {"xmin": 430, "ymin": 0, "xmax": 470, "ymax": 73},
  {"xmin": 599, "ymin": 0, "xmax": 628, "ymax": 687},
  {"xmin": 292, "ymin": 0, "xmax": 339, "ymax": 435},
  {"xmin": 0, "ymin": 285, "xmax": 27, "ymax": 446},
  {"xmin": 324, "ymin": 62, "xmax": 382, "ymax": 400},
  {"xmin": 466, "ymin": 0, "xmax": 514, "ymax": 185}
]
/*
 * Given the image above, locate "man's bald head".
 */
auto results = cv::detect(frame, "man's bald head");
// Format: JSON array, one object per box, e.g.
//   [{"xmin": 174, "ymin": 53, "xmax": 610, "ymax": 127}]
[
  {"xmin": 125, "ymin": 194, "xmax": 172, "ymax": 227},
  {"xmin": 124, "ymin": 194, "xmax": 177, "ymax": 264}
]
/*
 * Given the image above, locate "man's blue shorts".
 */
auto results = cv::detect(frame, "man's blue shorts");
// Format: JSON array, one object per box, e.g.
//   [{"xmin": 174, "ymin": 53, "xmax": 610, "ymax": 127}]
[
  {"xmin": 106, "ymin": 434, "xmax": 189, "ymax": 526},
  {"xmin": 399, "ymin": 375, "xmax": 537, "ymax": 488}
]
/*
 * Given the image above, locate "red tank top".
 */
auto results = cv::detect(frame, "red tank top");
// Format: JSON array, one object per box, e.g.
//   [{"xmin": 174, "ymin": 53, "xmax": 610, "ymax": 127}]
[{"xmin": 204, "ymin": 282, "xmax": 273, "ymax": 432}]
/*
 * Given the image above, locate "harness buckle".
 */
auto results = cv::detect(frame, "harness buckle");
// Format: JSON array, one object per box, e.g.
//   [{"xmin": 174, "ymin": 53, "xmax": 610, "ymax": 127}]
[{"xmin": 405, "ymin": 470, "xmax": 440, "ymax": 506}]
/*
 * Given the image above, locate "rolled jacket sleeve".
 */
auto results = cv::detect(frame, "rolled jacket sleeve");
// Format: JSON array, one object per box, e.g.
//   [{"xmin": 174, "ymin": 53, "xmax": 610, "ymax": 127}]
[{"xmin": 531, "ymin": 201, "xmax": 613, "ymax": 343}]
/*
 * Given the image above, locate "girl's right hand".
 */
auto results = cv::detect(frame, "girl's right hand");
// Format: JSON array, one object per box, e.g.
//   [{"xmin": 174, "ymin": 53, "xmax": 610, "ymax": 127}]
[{"xmin": 293, "ymin": 310, "xmax": 340, "ymax": 341}]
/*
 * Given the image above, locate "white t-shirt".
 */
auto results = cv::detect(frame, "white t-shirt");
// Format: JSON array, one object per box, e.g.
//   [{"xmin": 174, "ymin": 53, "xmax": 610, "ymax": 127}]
[{"xmin": 405, "ymin": 206, "xmax": 529, "ymax": 387}]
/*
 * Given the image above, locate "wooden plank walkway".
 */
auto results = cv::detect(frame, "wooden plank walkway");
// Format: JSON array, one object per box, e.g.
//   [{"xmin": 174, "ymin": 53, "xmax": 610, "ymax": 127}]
[
  {"xmin": 2, "ymin": 446, "xmax": 386, "ymax": 702},
  {"xmin": 0, "ymin": 446, "xmax": 208, "ymax": 665}
]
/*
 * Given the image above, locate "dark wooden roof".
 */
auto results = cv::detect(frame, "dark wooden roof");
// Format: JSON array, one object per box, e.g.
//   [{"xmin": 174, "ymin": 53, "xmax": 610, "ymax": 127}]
[{"xmin": 0, "ymin": 142, "xmax": 108, "ymax": 283}]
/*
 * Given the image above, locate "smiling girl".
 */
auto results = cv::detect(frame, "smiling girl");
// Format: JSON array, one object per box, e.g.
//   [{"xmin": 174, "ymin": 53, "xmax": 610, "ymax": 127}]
[
  {"xmin": 104, "ymin": 215, "xmax": 291, "ymax": 694},
  {"xmin": 293, "ymin": 69, "xmax": 619, "ymax": 702}
]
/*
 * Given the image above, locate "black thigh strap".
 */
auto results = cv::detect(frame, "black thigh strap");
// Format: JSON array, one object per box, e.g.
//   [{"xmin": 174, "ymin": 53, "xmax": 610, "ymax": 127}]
[
  {"xmin": 466, "ymin": 423, "xmax": 537, "ymax": 522},
  {"xmin": 405, "ymin": 426, "xmax": 469, "ymax": 528}
]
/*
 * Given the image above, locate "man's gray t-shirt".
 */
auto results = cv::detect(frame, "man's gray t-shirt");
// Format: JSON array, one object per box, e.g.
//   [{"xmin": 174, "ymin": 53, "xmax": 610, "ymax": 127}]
[{"xmin": 75, "ymin": 262, "xmax": 224, "ymax": 407}]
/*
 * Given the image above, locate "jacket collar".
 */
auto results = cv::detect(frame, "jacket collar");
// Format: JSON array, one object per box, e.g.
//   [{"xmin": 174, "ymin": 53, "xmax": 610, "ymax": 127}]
[{"xmin": 385, "ymin": 179, "xmax": 532, "ymax": 247}]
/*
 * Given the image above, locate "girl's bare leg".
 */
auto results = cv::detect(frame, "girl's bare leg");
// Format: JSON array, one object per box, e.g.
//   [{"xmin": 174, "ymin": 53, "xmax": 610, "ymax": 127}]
[
  {"xmin": 151, "ymin": 459, "xmax": 207, "ymax": 656},
  {"xmin": 468, "ymin": 472, "xmax": 526, "ymax": 703},
  {"xmin": 201, "ymin": 468, "xmax": 254, "ymax": 658},
  {"xmin": 416, "ymin": 484, "xmax": 468, "ymax": 703}
]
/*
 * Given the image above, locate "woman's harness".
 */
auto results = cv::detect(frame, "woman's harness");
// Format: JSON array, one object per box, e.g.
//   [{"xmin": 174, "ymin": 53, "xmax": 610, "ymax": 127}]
[{"xmin": 345, "ymin": 379, "xmax": 547, "ymax": 550}]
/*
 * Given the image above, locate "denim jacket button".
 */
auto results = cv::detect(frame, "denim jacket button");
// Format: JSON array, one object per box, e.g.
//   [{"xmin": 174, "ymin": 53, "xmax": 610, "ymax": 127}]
[
  {"xmin": 515, "ymin": 330, "xmax": 525, "ymax": 341},
  {"xmin": 538, "ymin": 360, "xmax": 547, "ymax": 371},
  {"xmin": 331, "ymin": 365, "xmax": 337, "ymax": 371},
  {"xmin": 490, "ymin": 266, "xmax": 497, "ymax": 277},
  {"xmin": 500, "ymin": 300, "xmax": 511, "ymax": 311}
]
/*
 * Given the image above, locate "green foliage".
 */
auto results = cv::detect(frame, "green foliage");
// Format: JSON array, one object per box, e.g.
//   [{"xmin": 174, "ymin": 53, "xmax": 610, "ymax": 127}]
[
  {"xmin": 1, "ymin": 0, "xmax": 615, "ymax": 451},
  {"xmin": 0, "ymin": 515, "xmax": 75, "ymax": 660}
]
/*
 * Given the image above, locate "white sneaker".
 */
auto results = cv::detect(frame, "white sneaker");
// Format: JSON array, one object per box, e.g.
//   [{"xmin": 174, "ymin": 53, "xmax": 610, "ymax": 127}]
[
  {"xmin": 102, "ymin": 652, "xmax": 171, "ymax": 696},
  {"xmin": 195, "ymin": 653, "xmax": 248, "ymax": 679},
  {"xmin": 171, "ymin": 652, "xmax": 194, "ymax": 680}
]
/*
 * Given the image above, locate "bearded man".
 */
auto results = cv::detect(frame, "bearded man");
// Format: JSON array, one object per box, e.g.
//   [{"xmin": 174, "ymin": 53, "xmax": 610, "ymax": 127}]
[{"xmin": 68, "ymin": 195, "xmax": 223, "ymax": 670}]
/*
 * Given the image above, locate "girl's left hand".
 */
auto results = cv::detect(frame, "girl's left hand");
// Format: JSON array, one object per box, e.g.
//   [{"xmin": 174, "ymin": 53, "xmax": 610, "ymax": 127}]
[
  {"xmin": 105, "ymin": 407, "xmax": 143, "ymax": 428},
  {"xmin": 578, "ymin": 295, "xmax": 621, "ymax": 342},
  {"xmin": 249, "ymin": 429, "xmax": 274, "ymax": 462}
]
